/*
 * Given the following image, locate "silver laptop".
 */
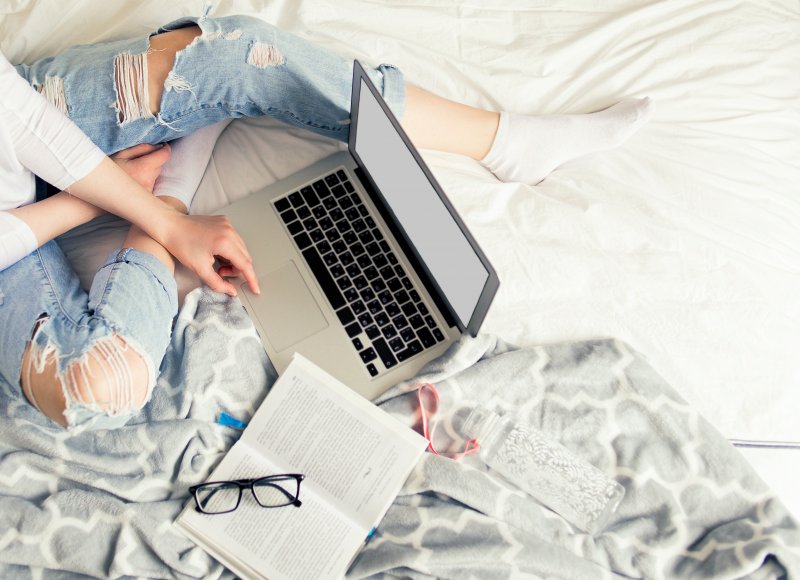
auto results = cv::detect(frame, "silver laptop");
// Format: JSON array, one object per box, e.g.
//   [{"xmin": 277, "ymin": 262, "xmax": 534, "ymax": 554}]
[{"xmin": 222, "ymin": 60, "xmax": 499, "ymax": 400}]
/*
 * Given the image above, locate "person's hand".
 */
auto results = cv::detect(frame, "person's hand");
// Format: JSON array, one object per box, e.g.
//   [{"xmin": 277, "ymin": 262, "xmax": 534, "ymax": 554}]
[
  {"xmin": 161, "ymin": 212, "xmax": 260, "ymax": 297},
  {"xmin": 111, "ymin": 143, "xmax": 171, "ymax": 192}
]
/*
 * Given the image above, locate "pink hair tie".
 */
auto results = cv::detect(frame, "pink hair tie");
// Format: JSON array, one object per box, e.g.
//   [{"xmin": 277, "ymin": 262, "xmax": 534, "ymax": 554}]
[{"xmin": 417, "ymin": 383, "xmax": 480, "ymax": 460}]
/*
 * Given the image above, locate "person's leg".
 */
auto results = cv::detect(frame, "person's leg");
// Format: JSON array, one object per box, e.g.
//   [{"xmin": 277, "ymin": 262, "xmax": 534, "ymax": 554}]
[
  {"xmin": 0, "ymin": 241, "xmax": 178, "ymax": 431},
  {"xmin": 16, "ymin": 14, "xmax": 650, "ymax": 185}
]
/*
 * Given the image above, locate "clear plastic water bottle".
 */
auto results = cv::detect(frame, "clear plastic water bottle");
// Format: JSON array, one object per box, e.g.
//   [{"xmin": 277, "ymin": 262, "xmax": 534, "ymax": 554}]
[{"xmin": 461, "ymin": 406, "xmax": 625, "ymax": 534}]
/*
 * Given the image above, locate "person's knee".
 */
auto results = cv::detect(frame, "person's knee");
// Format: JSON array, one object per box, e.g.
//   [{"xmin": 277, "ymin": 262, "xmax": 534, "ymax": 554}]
[{"xmin": 21, "ymin": 331, "xmax": 154, "ymax": 430}]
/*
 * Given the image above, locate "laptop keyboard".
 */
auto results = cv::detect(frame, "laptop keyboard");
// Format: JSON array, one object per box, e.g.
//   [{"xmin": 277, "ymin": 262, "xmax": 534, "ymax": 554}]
[{"xmin": 273, "ymin": 168, "xmax": 446, "ymax": 378}]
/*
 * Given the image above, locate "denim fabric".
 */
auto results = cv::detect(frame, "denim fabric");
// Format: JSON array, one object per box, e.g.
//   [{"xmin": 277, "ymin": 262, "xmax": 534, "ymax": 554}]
[
  {"xmin": 0, "ymin": 242, "xmax": 178, "ymax": 431},
  {"xmin": 5, "ymin": 13, "xmax": 406, "ymax": 430},
  {"xmin": 14, "ymin": 14, "xmax": 406, "ymax": 156}
]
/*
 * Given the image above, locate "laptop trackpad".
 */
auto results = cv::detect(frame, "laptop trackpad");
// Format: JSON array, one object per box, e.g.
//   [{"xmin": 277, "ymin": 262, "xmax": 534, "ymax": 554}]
[{"xmin": 240, "ymin": 261, "xmax": 328, "ymax": 352}]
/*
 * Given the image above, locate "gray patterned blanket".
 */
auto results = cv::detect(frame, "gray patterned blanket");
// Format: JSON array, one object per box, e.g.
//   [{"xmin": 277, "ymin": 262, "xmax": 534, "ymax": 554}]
[{"xmin": 0, "ymin": 288, "xmax": 798, "ymax": 579}]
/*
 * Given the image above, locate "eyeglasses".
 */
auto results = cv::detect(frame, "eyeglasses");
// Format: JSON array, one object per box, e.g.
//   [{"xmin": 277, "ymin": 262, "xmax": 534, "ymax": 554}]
[{"xmin": 189, "ymin": 474, "xmax": 305, "ymax": 515}]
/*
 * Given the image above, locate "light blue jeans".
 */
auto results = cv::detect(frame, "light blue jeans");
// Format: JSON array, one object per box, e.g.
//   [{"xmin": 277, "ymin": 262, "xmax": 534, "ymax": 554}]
[{"xmin": 2, "ymin": 14, "xmax": 406, "ymax": 431}]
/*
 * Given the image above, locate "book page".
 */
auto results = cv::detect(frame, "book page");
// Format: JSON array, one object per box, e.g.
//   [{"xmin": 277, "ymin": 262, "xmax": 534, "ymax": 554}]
[
  {"xmin": 177, "ymin": 443, "xmax": 364, "ymax": 580},
  {"xmin": 241, "ymin": 354, "xmax": 427, "ymax": 530}
]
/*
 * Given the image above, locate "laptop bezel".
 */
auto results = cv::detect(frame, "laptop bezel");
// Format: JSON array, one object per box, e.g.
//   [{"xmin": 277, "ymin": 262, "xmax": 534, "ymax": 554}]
[{"xmin": 347, "ymin": 60, "xmax": 499, "ymax": 336}]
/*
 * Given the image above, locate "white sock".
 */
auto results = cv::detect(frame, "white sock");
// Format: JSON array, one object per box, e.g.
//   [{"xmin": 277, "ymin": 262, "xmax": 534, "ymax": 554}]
[{"xmin": 480, "ymin": 97, "xmax": 654, "ymax": 185}]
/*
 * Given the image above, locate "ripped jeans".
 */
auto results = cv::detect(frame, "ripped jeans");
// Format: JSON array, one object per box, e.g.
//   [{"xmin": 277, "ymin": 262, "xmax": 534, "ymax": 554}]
[{"xmin": 1, "ymin": 14, "xmax": 406, "ymax": 431}]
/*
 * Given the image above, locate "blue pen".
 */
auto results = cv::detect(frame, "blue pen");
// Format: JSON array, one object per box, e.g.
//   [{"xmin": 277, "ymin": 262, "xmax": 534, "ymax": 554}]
[{"xmin": 217, "ymin": 412, "xmax": 248, "ymax": 430}]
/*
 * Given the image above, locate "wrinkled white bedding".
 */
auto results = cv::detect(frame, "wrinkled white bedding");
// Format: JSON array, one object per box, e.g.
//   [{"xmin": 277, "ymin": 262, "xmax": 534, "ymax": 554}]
[{"xmin": 2, "ymin": 0, "xmax": 798, "ymax": 514}]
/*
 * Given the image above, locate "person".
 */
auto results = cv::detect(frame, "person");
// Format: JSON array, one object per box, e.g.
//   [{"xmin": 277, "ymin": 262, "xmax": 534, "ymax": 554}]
[{"xmin": 0, "ymin": 13, "xmax": 653, "ymax": 432}]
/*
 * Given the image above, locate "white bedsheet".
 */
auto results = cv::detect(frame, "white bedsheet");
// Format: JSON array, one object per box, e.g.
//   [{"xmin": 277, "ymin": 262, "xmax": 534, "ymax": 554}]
[{"xmin": 2, "ymin": 0, "xmax": 798, "ymax": 514}]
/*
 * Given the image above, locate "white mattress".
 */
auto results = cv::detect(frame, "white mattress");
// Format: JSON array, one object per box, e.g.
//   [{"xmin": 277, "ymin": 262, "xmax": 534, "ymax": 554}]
[{"xmin": 3, "ymin": 1, "xmax": 799, "ymax": 515}]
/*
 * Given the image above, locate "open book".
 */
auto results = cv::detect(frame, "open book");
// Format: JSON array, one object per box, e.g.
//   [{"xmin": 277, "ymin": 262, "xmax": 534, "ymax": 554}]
[{"xmin": 174, "ymin": 354, "xmax": 427, "ymax": 580}]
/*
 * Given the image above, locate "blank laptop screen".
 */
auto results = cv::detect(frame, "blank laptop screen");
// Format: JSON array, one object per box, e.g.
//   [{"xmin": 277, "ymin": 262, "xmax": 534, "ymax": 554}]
[{"xmin": 354, "ymin": 79, "xmax": 489, "ymax": 328}]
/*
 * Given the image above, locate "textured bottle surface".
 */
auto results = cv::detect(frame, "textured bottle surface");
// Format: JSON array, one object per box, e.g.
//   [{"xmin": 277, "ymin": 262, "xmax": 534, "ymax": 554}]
[{"xmin": 463, "ymin": 407, "xmax": 624, "ymax": 534}]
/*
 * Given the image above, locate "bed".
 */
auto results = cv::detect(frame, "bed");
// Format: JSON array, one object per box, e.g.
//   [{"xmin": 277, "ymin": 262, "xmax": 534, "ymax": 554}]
[{"xmin": 1, "ymin": 0, "xmax": 799, "ymax": 577}]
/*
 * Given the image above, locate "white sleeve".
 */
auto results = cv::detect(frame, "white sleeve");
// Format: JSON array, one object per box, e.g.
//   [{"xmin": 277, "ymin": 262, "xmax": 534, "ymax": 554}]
[
  {"xmin": 0, "ymin": 51, "xmax": 105, "ymax": 191},
  {"xmin": 0, "ymin": 211, "xmax": 38, "ymax": 271},
  {"xmin": 154, "ymin": 119, "xmax": 232, "ymax": 210}
]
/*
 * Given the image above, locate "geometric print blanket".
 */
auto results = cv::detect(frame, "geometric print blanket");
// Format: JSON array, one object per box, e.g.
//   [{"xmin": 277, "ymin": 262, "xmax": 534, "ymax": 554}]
[{"xmin": 0, "ymin": 288, "xmax": 798, "ymax": 579}]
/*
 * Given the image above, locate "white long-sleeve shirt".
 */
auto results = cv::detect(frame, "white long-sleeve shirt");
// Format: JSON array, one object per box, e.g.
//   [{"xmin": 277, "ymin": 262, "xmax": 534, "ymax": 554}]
[
  {"xmin": 0, "ymin": 49, "xmax": 105, "ymax": 271},
  {"xmin": 0, "ymin": 49, "xmax": 227, "ymax": 273}
]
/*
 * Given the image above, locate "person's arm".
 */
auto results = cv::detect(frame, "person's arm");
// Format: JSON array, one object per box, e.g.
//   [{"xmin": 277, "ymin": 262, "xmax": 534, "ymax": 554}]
[{"xmin": 2, "ymin": 52, "xmax": 258, "ymax": 295}]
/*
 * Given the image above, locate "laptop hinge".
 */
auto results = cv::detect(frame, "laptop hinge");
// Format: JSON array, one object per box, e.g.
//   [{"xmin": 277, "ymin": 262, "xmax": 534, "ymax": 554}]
[{"xmin": 354, "ymin": 166, "xmax": 457, "ymax": 330}]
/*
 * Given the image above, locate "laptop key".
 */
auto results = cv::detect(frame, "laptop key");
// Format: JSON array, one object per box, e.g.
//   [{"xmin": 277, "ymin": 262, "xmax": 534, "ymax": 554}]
[
  {"xmin": 336, "ymin": 277, "xmax": 352, "ymax": 291},
  {"xmin": 343, "ymin": 231, "xmax": 358, "ymax": 245},
  {"xmin": 312, "ymin": 205, "xmax": 326, "ymax": 219},
  {"xmin": 358, "ymin": 205, "xmax": 369, "ymax": 217},
  {"xmin": 386, "ymin": 303, "xmax": 401, "ymax": 318},
  {"xmin": 302, "ymin": 217, "xmax": 316, "ymax": 231},
  {"xmin": 345, "ymin": 208, "xmax": 360, "ymax": 221},
  {"xmin": 300, "ymin": 185, "xmax": 320, "ymax": 207},
  {"xmin": 377, "ymin": 290, "xmax": 392, "ymax": 305},
  {"xmin": 394, "ymin": 264, "xmax": 405, "ymax": 278},
  {"xmin": 336, "ymin": 169, "xmax": 347, "ymax": 181},
  {"xmin": 373, "ymin": 254, "xmax": 388, "ymax": 268},
  {"xmin": 274, "ymin": 197, "xmax": 290, "ymax": 212},
  {"xmin": 409, "ymin": 314, "xmax": 424, "ymax": 329},
  {"xmin": 366, "ymin": 363, "xmax": 378, "ymax": 377},
  {"xmin": 392, "ymin": 314, "xmax": 408, "ymax": 329},
  {"xmin": 382, "ymin": 325, "xmax": 398, "ymax": 339},
  {"xmin": 387, "ymin": 252, "xmax": 398, "ymax": 265},
  {"xmin": 387, "ymin": 277, "xmax": 402, "ymax": 292},
  {"xmin": 340, "ymin": 251, "xmax": 354, "ymax": 266},
  {"xmin": 433, "ymin": 328, "xmax": 445, "ymax": 342},
  {"xmin": 374, "ymin": 312, "xmax": 389, "ymax": 327},
  {"xmin": 288, "ymin": 221, "xmax": 303, "ymax": 235},
  {"xmin": 365, "ymin": 325, "xmax": 380, "ymax": 340},
  {"xmin": 317, "ymin": 240, "xmax": 332, "ymax": 254},
  {"xmin": 425, "ymin": 315, "xmax": 437, "ymax": 329},
  {"xmin": 344, "ymin": 180, "xmax": 355, "ymax": 193},
  {"xmin": 357, "ymin": 254, "xmax": 371, "ymax": 268},
  {"xmin": 279, "ymin": 208, "xmax": 297, "ymax": 224},
  {"xmin": 336, "ymin": 220, "xmax": 352, "ymax": 233},
  {"xmin": 365, "ymin": 242, "xmax": 380, "ymax": 256},
  {"xmin": 330, "ymin": 208, "xmax": 344, "ymax": 222},
  {"xmin": 352, "ymin": 337, "xmax": 364, "ymax": 351},
  {"xmin": 367, "ymin": 299, "xmax": 381, "ymax": 315},
  {"xmin": 359, "ymin": 347, "xmax": 377, "ymax": 363},
  {"xmin": 389, "ymin": 337, "xmax": 404, "ymax": 352},
  {"xmin": 395, "ymin": 290, "xmax": 410, "ymax": 305},
  {"xmin": 325, "ymin": 229, "xmax": 340, "ymax": 242},
  {"xmin": 288, "ymin": 192, "xmax": 304, "ymax": 207},
  {"xmin": 353, "ymin": 276, "xmax": 368, "ymax": 290},
  {"xmin": 351, "ymin": 243, "xmax": 366, "ymax": 256},
  {"xmin": 396, "ymin": 340, "xmax": 423, "ymax": 362},
  {"xmin": 352, "ymin": 219, "xmax": 366, "ymax": 233},
  {"xmin": 325, "ymin": 174, "xmax": 339, "ymax": 187},
  {"xmin": 358, "ymin": 312, "xmax": 373, "ymax": 327},
  {"xmin": 323, "ymin": 196, "xmax": 337, "ymax": 210},
  {"xmin": 344, "ymin": 287, "xmax": 359, "ymax": 302},
  {"xmin": 372, "ymin": 338, "xmax": 397, "ymax": 369},
  {"xmin": 410, "ymin": 290, "xmax": 421, "ymax": 303},
  {"xmin": 293, "ymin": 232, "xmax": 312, "ymax": 250},
  {"xmin": 339, "ymin": 196, "xmax": 353, "ymax": 210},
  {"xmin": 363, "ymin": 266, "xmax": 379, "ymax": 281},
  {"xmin": 400, "ymin": 327, "xmax": 415, "ymax": 342},
  {"xmin": 371, "ymin": 278, "xmax": 386, "ymax": 293},
  {"xmin": 332, "ymin": 240, "xmax": 347, "ymax": 254},
  {"xmin": 351, "ymin": 300, "xmax": 366, "ymax": 315},
  {"xmin": 401, "ymin": 302, "xmax": 417, "ymax": 317},
  {"xmin": 313, "ymin": 180, "xmax": 330, "ymax": 197},
  {"xmin": 323, "ymin": 251, "xmax": 337, "ymax": 266},
  {"xmin": 345, "ymin": 322, "xmax": 361, "ymax": 338},
  {"xmin": 365, "ymin": 216, "xmax": 376, "ymax": 229},
  {"xmin": 336, "ymin": 306, "xmax": 355, "ymax": 325},
  {"xmin": 380, "ymin": 240, "xmax": 391, "ymax": 253},
  {"xmin": 358, "ymin": 230, "xmax": 375, "ymax": 245},
  {"xmin": 330, "ymin": 264, "xmax": 344, "ymax": 279},
  {"xmin": 402, "ymin": 277, "xmax": 414, "ymax": 291},
  {"xmin": 301, "ymin": 247, "xmax": 345, "ymax": 310},
  {"xmin": 297, "ymin": 206, "xmax": 311, "ymax": 219},
  {"xmin": 310, "ymin": 228, "xmax": 324, "ymax": 243},
  {"xmin": 346, "ymin": 263, "xmax": 361, "ymax": 278},
  {"xmin": 418, "ymin": 327, "xmax": 436, "ymax": 348},
  {"xmin": 332, "ymin": 184, "xmax": 346, "ymax": 198},
  {"xmin": 319, "ymin": 217, "xmax": 334, "ymax": 230},
  {"xmin": 360, "ymin": 288, "xmax": 376, "ymax": 302}
]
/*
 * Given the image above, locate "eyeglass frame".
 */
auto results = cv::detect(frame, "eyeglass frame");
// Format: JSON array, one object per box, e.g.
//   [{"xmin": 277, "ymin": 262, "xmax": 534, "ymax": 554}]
[{"xmin": 189, "ymin": 474, "xmax": 306, "ymax": 515}]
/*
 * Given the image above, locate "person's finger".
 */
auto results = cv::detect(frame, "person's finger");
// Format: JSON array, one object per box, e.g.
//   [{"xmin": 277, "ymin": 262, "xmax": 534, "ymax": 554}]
[
  {"xmin": 199, "ymin": 263, "xmax": 237, "ymax": 297},
  {"xmin": 217, "ymin": 264, "xmax": 241, "ymax": 278},
  {"xmin": 135, "ymin": 142, "xmax": 171, "ymax": 169},
  {"xmin": 222, "ymin": 244, "xmax": 259, "ymax": 295}
]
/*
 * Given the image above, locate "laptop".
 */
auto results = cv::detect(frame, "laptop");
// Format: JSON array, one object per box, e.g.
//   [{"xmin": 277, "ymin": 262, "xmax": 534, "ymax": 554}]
[{"xmin": 221, "ymin": 60, "xmax": 499, "ymax": 400}]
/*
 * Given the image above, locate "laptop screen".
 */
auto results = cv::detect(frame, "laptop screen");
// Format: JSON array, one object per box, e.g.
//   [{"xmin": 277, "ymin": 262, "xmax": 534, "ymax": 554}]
[{"xmin": 353, "ymin": 79, "xmax": 490, "ymax": 328}]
